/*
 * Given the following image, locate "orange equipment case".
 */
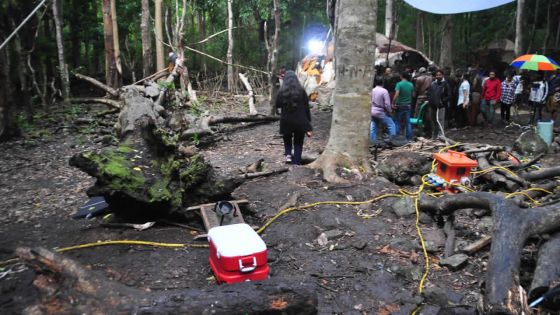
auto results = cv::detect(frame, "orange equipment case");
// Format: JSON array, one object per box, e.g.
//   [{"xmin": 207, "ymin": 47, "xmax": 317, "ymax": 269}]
[{"xmin": 433, "ymin": 150, "xmax": 478, "ymax": 184}]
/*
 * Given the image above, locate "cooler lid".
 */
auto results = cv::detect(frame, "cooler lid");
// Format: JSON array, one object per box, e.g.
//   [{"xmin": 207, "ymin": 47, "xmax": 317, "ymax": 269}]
[{"xmin": 207, "ymin": 223, "xmax": 266, "ymax": 257}]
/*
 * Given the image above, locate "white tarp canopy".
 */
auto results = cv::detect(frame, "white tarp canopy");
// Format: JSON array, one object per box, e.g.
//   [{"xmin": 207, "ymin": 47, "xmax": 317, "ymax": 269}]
[{"xmin": 403, "ymin": 0, "xmax": 515, "ymax": 14}]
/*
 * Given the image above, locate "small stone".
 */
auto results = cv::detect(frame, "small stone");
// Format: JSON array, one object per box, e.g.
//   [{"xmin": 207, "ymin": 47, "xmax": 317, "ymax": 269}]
[
  {"xmin": 391, "ymin": 197, "xmax": 416, "ymax": 217},
  {"xmin": 323, "ymin": 229, "xmax": 344, "ymax": 241},
  {"xmin": 316, "ymin": 233, "xmax": 328, "ymax": 246},
  {"xmin": 439, "ymin": 254, "xmax": 469, "ymax": 270},
  {"xmin": 419, "ymin": 212, "xmax": 432, "ymax": 224},
  {"xmin": 352, "ymin": 240, "xmax": 368, "ymax": 250}
]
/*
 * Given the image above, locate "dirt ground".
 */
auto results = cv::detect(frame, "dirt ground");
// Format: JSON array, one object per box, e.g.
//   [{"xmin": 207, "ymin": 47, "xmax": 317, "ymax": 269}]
[{"xmin": 0, "ymin": 100, "xmax": 558, "ymax": 314}]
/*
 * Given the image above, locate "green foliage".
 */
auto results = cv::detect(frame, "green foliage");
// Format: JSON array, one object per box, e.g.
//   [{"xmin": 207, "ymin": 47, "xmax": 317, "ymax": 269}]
[{"xmin": 190, "ymin": 133, "xmax": 201, "ymax": 145}]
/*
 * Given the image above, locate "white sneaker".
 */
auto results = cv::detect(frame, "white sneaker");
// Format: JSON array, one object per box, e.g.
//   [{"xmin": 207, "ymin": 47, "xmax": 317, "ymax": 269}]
[{"xmin": 285, "ymin": 155, "xmax": 292, "ymax": 163}]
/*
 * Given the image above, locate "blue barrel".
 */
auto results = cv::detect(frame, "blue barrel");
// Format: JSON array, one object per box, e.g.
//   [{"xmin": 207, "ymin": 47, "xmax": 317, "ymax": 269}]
[{"xmin": 537, "ymin": 120, "xmax": 554, "ymax": 145}]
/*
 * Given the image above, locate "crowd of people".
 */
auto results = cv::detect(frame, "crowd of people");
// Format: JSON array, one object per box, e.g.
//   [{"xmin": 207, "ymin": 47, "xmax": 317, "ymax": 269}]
[{"xmin": 370, "ymin": 66, "xmax": 560, "ymax": 143}]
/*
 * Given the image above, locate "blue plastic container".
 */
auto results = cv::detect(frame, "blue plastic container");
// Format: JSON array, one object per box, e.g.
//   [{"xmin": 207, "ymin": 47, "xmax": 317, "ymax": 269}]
[{"xmin": 537, "ymin": 120, "xmax": 554, "ymax": 145}]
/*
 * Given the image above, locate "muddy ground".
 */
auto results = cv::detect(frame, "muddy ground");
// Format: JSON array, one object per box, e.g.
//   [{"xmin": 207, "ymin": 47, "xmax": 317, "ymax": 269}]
[{"xmin": 0, "ymin": 99, "xmax": 558, "ymax": 314}]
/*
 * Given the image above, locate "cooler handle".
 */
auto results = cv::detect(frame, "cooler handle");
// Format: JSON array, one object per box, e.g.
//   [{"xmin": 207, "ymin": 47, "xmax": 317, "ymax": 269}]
[{"xmin": 238, "ymin": 257, "xmax": 257, "ymax": 273}]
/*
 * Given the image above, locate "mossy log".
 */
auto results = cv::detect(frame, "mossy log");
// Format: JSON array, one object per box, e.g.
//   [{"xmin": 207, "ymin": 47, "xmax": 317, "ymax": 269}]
[{"xmin": 70, "ymin": 87, "xmax": 211, "ymax": 218}]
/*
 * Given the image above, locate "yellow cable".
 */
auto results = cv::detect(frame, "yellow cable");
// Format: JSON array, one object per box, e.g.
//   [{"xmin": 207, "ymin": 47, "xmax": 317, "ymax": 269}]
[
  {"xmin": 0, "ymin": 240, "xmax": 209, "ymax": 266},
  {"xmin": 256, "ymin": 193, "xmax": 403, "ymax": 234},
  {"xmin": 414, "ymin": 186, "xmax": 430, "ymax": 294},
  {"xmin": 55, "ymin": 240, "xmax": 209, "ymax": 253}
]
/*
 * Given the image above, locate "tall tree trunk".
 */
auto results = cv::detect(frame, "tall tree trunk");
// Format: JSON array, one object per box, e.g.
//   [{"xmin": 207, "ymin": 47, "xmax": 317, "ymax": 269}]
[
  {"xmin": 415, "ymin": 11, "xmax": 424, "ymax": 51},
  {"xmin": 514, "ymin": 0, "xmax": 525, "ymax": 56},
  {"xmin": 52, "ymin": 0, "xmax": 70, "ymax": 102},
  {"xmin": 0, "ymin": 29, "xmax": 16, "ymax": 140},
  {"xmin": 385, "ymin": 0, "xmax": 394, "ymax": 38},
  {"xmin": 308, "ymin": 0, "xmax": 377, "ymax": 183},
  {"xmin": 541, "ymin": 0, "xmax": 552, "ymax": 54},
  {"xmin": 439, "ymin": 15, "xmax": 453, "ymax": 70},
  {"xmin": 70, "ymin": 0, "xmax": 82, "ymax": 68},
  {"xmin": 526, "ymin": 0, "xmax": 538, "ymax": 54},
  {"xmin": 101, "ymin": 0, "xmax": 117, "ymax": 88},
  {"xmin": 141, "ymin": 0, "xmax": 153, "ymax": 78},
  {"xmin": 111, "ymin": 0, "xmax": 122, "ymax": 86},
  {"xmin": 227, "ymin": 0, "xmax": 234, "ymax": 91},
  {"xmin": 267, "ymin": 0, "xmax": 281, "ymax": 115},
  {"xmin": 197, "ymin": 10, "xmax": 207, "ymax": 74},
  {"xmin": 155, "ymin": 0, "xmax": 165, "ymax": 71}
]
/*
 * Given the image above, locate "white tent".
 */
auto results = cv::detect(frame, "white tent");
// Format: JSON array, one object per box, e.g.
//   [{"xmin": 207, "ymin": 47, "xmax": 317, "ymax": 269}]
[{"xmin": 403, "ymin": 0, "xmax": 515, "ymax": 14}]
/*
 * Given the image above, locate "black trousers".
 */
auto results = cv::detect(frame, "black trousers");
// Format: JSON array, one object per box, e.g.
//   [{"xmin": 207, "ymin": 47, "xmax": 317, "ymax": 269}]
[
  {"xmin": 500, "ymin": 102, "xmax": 513, "ymax": 122},
  {"xmin": 283, "ymin": 132, "xmax": 305, "ymax": 165}
]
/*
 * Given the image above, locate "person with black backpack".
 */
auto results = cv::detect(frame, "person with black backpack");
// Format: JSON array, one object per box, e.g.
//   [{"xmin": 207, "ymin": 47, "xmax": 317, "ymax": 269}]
[
  {"xmin": 427, "ymin": 69, "xmax": 450, "ymax": 139},
  {"xmin": 275, "ymin": 71, "xmax": 313, "ymax": 165}
]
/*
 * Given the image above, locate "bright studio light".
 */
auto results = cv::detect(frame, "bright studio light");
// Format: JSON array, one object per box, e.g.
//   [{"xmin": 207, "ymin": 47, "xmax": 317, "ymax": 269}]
[{"xmin": 307, "ymin": 39, "xmax": 324, "ymax": 55}]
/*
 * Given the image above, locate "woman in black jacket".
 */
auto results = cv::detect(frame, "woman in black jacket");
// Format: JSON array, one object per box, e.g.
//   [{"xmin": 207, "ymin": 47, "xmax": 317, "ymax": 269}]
[{"xmin": 275, "ymin": 71, "xmax": 313, "ymax": 165}]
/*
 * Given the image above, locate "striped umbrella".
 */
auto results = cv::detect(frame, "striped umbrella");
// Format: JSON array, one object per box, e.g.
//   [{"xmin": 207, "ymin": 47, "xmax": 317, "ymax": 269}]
[{"xmin": 510, "ymin": 54, "xmax": 560, "ymax": 71}]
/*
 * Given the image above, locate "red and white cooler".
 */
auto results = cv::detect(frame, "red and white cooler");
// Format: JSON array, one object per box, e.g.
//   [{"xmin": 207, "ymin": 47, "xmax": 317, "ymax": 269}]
[{"xmin": 208, "ymin": 223, "xmax": 269, "ymax": 284}]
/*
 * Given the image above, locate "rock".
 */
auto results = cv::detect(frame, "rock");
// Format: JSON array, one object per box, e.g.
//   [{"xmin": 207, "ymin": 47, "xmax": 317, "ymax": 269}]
[
  {"xmin": 323, "ymin": 229, "xmax": 344, "ymax": 241},
  {"xmin": 551, "ymin": 141, "xmax": 560, "ymax": 153},
  {"xmin": 377, "ymin": 151, "xmax": 432, "ymax": 184},
  {"xmin": 436, "ymin": 305, "xmax": 478, "ymax": 315},
  {"xmin": 513, "ymin": 130, "xmax": 548, "ymax": 156},
  {"xmin": 439, "ymin": 254, "xmax": 469, "ymax": 270},
  {"xmin": 316, "ymin": 233, "xmax": 328, "ymax": 246},
  {"xmin": 352, "ymin": 240, "xmax": 368, "ymax": 250},
  {"xmin": 423, "ymin": 286, "xmax": 464, "ymax": 307},
  {"xmin": 422, "ymin": 229, "xmax": 446, "ymax": 247},
  {"xmin": 390, "ymin": 196, "xmax": 416, "ymax": 217},
  {"xmin": 145, "ymin": 84, "xmax": 160, "ymax": 98},
  {"xmin": 419, "ymin": 212, "xmax": 433, "ymax": 224}
]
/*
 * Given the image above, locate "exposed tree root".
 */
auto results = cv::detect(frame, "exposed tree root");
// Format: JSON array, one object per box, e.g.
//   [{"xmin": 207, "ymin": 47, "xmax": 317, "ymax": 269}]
[
  {"xmin": 419, "ymin": 192, "xmax": 560, "ymax": 314},
  {"xmin": 308, "ymin": 150, "xmax": 371, "ymax": 184}
]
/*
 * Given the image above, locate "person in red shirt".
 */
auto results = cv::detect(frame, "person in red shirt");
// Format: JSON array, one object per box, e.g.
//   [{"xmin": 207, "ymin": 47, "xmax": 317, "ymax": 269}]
[{"xmin": 480, "ymin": 71, "xmax": 501, "ymax": 126}]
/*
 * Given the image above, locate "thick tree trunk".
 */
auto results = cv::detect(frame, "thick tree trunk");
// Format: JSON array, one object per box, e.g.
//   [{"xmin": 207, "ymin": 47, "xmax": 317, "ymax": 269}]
[
  {"xmin": 267, "ymin": 0, "xmax": 281, "ymax": 115},
  {"xmin": 308, "ymin": 0, "xmax": 376, "ymax": 183},
  {"xmin": 415, "ymin": 11, "xmax": 424, "ymax": 51},
  {"xmin": 17, "ymin": 247, "xmax": 318, "ymax": 315},
  {"xmin": 385, "ymin": 0, "xmax": 394, "ymax": 38},
  {"xmin": 439, "ymin": 15, "xmax": 453, "ymax": 70},
  {"xmin": 141, "ymin": 0, "xmax": 153, "ymax": 78},
  {"xmin": 52, "ymin": 0, "xmax": 70, "ymax": 102},
  {"xmin": 227, "ymin": 0, "xmax": 234, "ymax": 92},
  {"xmin": 514, "ymin": 0, "xmax": 525, "ymax": 56},
  {"xmin": 102, "ymin": 0, "xmax": 117, "ymax": 89}
]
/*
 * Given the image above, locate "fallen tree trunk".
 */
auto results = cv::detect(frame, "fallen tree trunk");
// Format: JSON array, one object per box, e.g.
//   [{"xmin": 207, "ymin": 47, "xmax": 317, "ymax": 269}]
[
  {"xmin": 17, "ymin": 247, "xmax": 318, "ymax": 315},
  {"xmin": 419, "ymin": 192, "xmax": 560, "ymax": 314},
  {"xmin": 70, "ymin": 97, "xmax": 122, "ymax": 109},
  {"xmin": 529, "ymin": 233, "xmax": 560, "ymax": 310},
  {"xmin": 74, "ymin": 73, "xmax": 120, "ymax": 98},
  {"xmin": 522, "ymin": 166, "xmax": 560, "ymax": 182},
  {"xmin": 181, "ymin": 114, "xmax": 279, "ymax": 140}
]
